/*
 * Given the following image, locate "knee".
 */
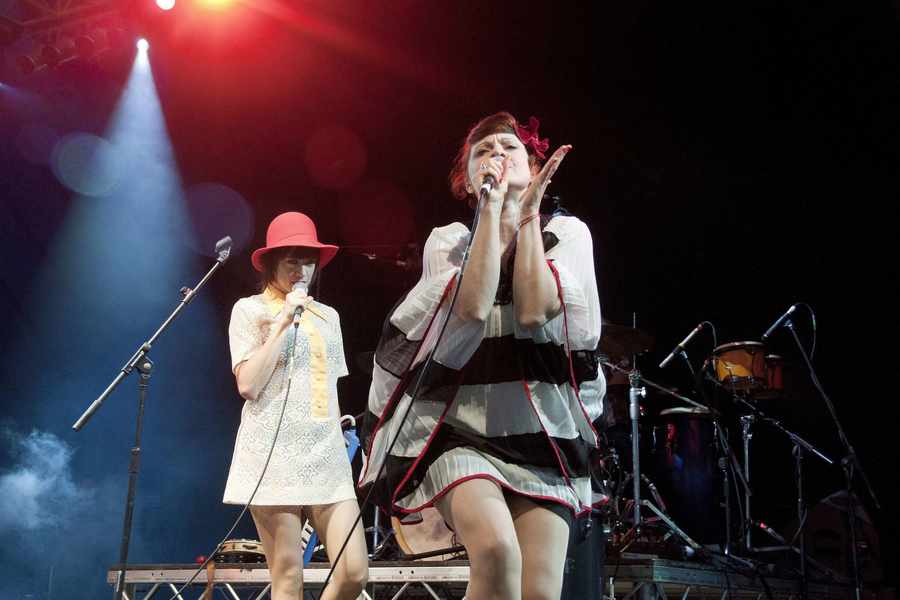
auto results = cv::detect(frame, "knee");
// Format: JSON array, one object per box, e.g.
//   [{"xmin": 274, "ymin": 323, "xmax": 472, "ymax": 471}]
[
  {"xmin": 269, "ymin": 557, "xmax": 303, "ymax": 591},
  {"xmin": 471, "ymin": 531, "xmax": 522, "ymax": 574},
  {"xmin": 345, "ymin": 562, "xmax": 369, "ymax": 592},
  {"xmin": 334, "ymin": 560, "xmax": 368, "ymax": 598}
]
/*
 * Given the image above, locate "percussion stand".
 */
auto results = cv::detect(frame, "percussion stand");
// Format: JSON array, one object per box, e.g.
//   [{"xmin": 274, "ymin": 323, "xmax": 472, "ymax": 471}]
[
  {"xmin": 768, "ymin": 414, "xmax": 834, "ymax": 599},
  {"xmin": 679, "ymin": 351, "xmax": 751, "ymax": 558},
  {"xmin": 740, "ymin": 414, "xmax": 755, "ymax": 552},
  {"xmin": 603, "ymin": 360, "xmax": 704, "ymax": 554},
  {"xmin": 781, "ymin": 318, "xmax": 880, "ymax": 600},
  {"xmin": 627, "ymin": 369, "xmax": 646, "ymax": 536},
  {"xmin": 725, "ymin": 389, "xmax": 836, "ymax": 594}
]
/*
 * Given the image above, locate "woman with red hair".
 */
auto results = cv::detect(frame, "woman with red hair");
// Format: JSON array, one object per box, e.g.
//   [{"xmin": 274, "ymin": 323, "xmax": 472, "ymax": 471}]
[{"xmin": 361, "ymin": 113, "xmax": 605, "ymax": 599}]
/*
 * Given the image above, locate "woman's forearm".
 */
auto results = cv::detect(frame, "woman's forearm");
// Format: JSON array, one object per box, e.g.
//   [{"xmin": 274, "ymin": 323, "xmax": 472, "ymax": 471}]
[
  {"xmin": 235, "ymin": 318, "xmax": 290, "ymax": 401},
  {"xmin": 513, "ymin": 216, "xmax": 561, "ymax": 329},
  {"xmin": 454, "ymin": 204, "xmax": 502, "ymax": 322}
]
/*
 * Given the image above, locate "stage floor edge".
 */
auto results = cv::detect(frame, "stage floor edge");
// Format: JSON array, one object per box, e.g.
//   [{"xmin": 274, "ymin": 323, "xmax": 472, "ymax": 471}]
[{"xmin": 107, "ymin": 558, "xmax": 852, "ymax": 599}]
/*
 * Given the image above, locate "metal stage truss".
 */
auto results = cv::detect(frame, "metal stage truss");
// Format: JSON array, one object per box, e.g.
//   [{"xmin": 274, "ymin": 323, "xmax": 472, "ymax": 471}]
[{"xmin": 108, "ymin": 558, "xmax": 849, "ymax": 600}]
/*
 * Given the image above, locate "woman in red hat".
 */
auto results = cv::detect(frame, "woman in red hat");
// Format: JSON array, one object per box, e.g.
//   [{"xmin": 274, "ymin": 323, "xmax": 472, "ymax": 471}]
[
  {"xmin": 223, "ymin": 212, "xmax": 368, "ymax": 600},
  {"xmin": 360, "ymin": 113, "xmax": 605, "ymax": 600}
]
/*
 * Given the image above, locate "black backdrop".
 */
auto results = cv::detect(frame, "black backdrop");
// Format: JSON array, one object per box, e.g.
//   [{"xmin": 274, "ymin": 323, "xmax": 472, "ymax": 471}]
[{"xmin": 1, "ymin": 1, "xmax": 897, "ymax": 598}]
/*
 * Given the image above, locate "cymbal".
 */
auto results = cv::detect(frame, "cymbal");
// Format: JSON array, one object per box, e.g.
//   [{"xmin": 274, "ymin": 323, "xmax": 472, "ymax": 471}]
[{"xmin": 599, "ymin": 323, "xmax": 655, "ymax": 358}]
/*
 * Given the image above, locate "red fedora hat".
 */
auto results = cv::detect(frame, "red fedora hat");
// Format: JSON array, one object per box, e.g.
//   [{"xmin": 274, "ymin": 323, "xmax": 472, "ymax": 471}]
[{"xmin": 251, "ymin": 212, "xmax": 339, "ymax": 272}]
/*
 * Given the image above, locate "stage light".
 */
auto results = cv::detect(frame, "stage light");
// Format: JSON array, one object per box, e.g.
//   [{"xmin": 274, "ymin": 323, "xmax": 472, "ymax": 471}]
[
  {"xmin": 197, "ymin": 0, "xmax": 233, "ymax": 10},
  {"xmin": 136, "ymin": 38, "xmax": 149, "ymax": 52},
  {"xmin": 156, "ymin": 0, "xmax": 175, "ymax": 9}
]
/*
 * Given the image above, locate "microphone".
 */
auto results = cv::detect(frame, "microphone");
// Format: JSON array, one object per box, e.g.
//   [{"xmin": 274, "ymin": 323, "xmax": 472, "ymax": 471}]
[
  {"xmin": 215, "ymin": 236, "xmax": 233, "ymax": 262},
  {"xmin": 479, "ymin": 156, "xmax": 505, "ymax": 197},
  {"xmin": 658, "ymin": 322, "xmax": 707, "ymax": 369},
  {"xmin": 292, "ymin": 280, "xmax": 309, "ymax": 326},
  {"xmin": 761, "ymin": 304, "xmax": 798, "ymax": 341}
]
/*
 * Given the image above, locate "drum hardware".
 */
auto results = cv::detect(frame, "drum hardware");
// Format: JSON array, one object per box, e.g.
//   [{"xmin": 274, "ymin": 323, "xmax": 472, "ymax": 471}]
[
  {"xmin": 366, "ymin": 505, "xmax": 397, "ymax": 560},
  {"xmin": 601, "ymin": 359, "xmax": 709, "ymax": 556},
  {"xmin": 717, "ymin": 378, "xmax": 833, "ymax": 596},
  {"xmin": 766, "ymin": 309, "xmax": 880, "ymax": 600},
  {"xmin": 673, "ymin": 346, "xmax": 752, "ymax": 556},
  {"xmin": 740, "ymin": 414, "xmax": 755, "ymax": 552},
  {"xmin": 748, "ymin": 523, "xmax": 844, "ymax": 582}
]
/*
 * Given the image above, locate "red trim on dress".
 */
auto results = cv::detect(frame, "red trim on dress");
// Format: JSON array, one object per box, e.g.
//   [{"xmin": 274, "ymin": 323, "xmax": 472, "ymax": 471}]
[
  {"xmin": 359, "ymin": 274, "xmax": 458, "ymax": 484},
  {"xmin": 547, "ymin": 259, "xmax": 601, "ymax": 447},
  {"xmin": 392, "ymin": 473, "xmax": 587, "ymax": 517}
]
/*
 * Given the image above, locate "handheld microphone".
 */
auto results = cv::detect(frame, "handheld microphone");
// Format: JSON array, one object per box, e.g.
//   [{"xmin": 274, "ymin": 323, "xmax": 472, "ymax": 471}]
[
  {"xmin": 658, "ymin": 322, "xmax": 707, "ymax": 369},
  {"xmin": 292, "ymin": 280, "xmax": 309, "ymax": 326},
  {"xmin": 478, "ymin": 156, "xmax": 505, "ymax": 197},
  {"xmin": 761, "ymin": 304, "xmax": 798, "ymax": 341}
]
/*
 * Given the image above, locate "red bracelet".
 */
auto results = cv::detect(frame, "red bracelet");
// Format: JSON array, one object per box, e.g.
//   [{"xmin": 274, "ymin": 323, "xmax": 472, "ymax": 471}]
[{"xmin": 517, "ymin": 213, "xmax": 540, "ymax": 230}]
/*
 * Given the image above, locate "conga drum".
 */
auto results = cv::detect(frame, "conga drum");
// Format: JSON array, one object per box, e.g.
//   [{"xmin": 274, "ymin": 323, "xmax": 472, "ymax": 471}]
[
  {"xmin": 650, "ymin": 407, "xmax": 723, "ymax": 545},
  {"xmin": 709, "ymin": 341, "xmax": 767, "ymax": 392},
  {"xmin": 391, "ymin": 507, "xmax": 460, "ymax": 560}
]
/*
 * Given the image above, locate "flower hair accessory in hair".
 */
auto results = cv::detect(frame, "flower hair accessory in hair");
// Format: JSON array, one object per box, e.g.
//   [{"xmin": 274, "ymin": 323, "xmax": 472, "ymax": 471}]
[{"xmin": 514, "ymin": 116, "xmax": 550, "ymax": 159}]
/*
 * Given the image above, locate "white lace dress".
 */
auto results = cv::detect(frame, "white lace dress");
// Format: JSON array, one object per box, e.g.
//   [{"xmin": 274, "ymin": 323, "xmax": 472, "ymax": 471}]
[{"xmin": 223, "ymin": 293, "xmax": 355, "ymax": 506}]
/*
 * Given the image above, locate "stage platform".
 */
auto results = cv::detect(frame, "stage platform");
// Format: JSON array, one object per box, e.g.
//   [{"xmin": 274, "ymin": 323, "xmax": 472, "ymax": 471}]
[{"xmin": 108, "ymin": 558, "xmax": 850, "ymax": 599}]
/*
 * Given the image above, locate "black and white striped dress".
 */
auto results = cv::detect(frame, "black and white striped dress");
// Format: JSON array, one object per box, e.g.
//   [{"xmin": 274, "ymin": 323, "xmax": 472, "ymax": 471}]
[{"xmin": 359, "ymin": 215, "xmax": 605, "ymax": 518}]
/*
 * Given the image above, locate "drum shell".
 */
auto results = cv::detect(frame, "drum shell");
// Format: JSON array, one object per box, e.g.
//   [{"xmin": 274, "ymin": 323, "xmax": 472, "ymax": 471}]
[
  {"xmin": 650, "ymin": 408, "xmax": 723, "ymax": 545},
  {"xmin": 391, "ymin": 507, "xmax": 457, "ymax": 560},
  {"xmin": 710, "ymin": 341, "xmax": 767, "ymax": 391}
]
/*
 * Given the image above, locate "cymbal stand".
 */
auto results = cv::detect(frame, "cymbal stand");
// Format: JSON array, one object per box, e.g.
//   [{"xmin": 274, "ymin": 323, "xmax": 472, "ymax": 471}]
[{"xmin": 602, "ymin": 360, "xmax": 703, "ymax": 554}]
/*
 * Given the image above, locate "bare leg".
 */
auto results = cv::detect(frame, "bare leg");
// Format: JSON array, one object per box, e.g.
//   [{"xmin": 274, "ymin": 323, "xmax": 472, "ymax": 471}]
[
  {"xmin": 307, "ymin": 499, "xmax": 369, "ymax": 600},
  {"xmin": 435, "ymin": 479, "xmax": 522, "ymax": 600},
  {"xmin": 508, "ymin": 495, "xmax": 571, "ymax": 600},
  {"xmin": 250, "ymin": 506, "xmax": 304, "ymax": 600}
]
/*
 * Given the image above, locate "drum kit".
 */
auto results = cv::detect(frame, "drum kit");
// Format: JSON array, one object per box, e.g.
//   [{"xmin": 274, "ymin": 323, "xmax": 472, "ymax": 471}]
[{"xmin": 595, "ymin": 320, "xmax": 833, "ymax": 571}]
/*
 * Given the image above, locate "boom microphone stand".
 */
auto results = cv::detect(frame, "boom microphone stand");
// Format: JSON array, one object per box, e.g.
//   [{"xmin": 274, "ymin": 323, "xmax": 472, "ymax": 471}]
[{"xmin": 72, "ymin": 236, "xmax": 233, "ymax": 600}]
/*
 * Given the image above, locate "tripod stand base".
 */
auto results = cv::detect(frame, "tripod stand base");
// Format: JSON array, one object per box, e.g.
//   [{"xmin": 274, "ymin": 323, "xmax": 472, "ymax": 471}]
[{"xmin": 611, "ymin": 500, "xmax": 703, "ymax": 562}]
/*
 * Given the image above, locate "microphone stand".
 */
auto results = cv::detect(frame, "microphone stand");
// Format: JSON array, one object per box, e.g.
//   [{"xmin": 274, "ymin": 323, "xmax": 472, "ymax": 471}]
[
  {"xmin": 710, "ymin": 374, "xmax": 835, "ymax": 596},
  {"xmin": 780, "ymin": 317, "xmax": 879, "ymax": 600},
  {"xmin": 72, "ymin": 237, "xmax": 233, "ymax": 600}
]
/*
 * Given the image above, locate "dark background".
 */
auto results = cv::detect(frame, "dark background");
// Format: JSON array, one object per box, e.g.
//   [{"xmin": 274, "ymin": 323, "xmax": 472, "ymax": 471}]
[{"xmin": 1, "ymin": 1, "xmax": 897, "ymax": 598}]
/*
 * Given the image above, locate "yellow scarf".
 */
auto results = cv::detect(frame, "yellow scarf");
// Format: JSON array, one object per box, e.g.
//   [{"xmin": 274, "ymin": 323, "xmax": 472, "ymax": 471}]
[{"xmin": 262, "ymin": 286, "xmax": 330, "ymax": 419}]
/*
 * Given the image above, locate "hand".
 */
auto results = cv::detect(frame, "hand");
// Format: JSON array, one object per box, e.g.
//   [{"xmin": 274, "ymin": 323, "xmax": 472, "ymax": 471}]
[
  {"xmin": 280, "ymin": 290, "xmax": 314, "ymax": 325},
  {"xmin": 474, "ymin": 156, "xmax": 510, "ymax": 208},
  {"xmin": 519, "ymin": 145, "xmax": 572, "ymax": 215}
]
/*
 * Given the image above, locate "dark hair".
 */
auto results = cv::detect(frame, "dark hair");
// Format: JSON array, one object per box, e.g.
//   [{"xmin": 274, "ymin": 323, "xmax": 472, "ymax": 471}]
[
  {"xmin": 448, "ymin": 111, "xmax": 543, "ymax": 207},
  {"xmin": 258, "ymin": 246, "xmax": 320, "ymax": 292}
]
